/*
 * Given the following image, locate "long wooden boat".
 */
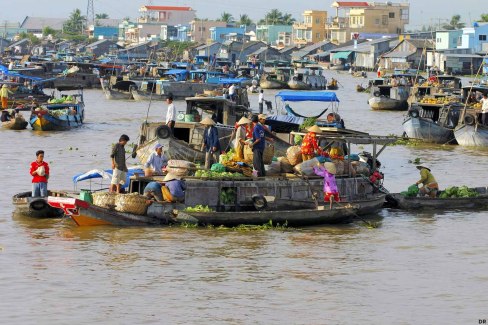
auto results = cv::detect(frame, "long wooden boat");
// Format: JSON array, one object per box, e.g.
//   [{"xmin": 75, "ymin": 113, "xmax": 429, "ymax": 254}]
[
  {"xmin": 386, "ymin": 187, "xmax": 488, "ymax": 210},
  {"xmin": 368, "ymin": 95, "xmax": 407, "ymax": 111},
  {"xmin": 2, "ymin": 114, "xmax": 28, "ymax": 130},
  {"xmin": 13, "ymin": 191, "xmax": 65, "ymax": 218},
  {"xmin": 100, "ymin": 78, "xmax": 135, "ymax": 100}
]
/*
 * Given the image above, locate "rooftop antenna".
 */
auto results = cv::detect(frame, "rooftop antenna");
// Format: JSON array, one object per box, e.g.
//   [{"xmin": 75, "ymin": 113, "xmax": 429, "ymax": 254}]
[{"xmin": 86, "ymin": 0, "xmax": 95, "ymax": 27}]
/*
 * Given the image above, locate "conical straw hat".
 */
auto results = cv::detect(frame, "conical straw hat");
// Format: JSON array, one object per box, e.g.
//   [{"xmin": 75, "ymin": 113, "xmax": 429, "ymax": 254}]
[
  {"xmin": 323, "ymin": 162, "xmax": 337, "ymax": 174},
  {"xmin": 237, "ymin": 116, "xmax": 251, "ymax": 125},
  {"xmin": 200, "ymin": 117, "xmax": 216, "ymax": 126},
  {"xmin": 307, "ymin": 125, "xmax": 322, "ymax": 133}
]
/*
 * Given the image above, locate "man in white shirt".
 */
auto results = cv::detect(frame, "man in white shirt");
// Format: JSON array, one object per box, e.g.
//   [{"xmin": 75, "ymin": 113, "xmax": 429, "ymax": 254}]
[
  {"xmin": 228, "ymin": 84, "xmax": 236, "ymax": 102},
  {"xmin": 258, "ymin": 89, "xmax": 264, "ymax": 114},
  {"xmin": 165, "ymin": 94, "xmax": 176, "ymax": 134},
  {"xmin": 481, "ymin": 93, "xmax": 488, "ymax": 125}
]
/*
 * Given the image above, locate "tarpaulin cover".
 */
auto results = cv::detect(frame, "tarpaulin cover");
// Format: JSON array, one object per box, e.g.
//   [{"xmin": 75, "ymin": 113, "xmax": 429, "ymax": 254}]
[{"xmin": 275, "ymin": 91, "xmax": 340, "ymax": 102}]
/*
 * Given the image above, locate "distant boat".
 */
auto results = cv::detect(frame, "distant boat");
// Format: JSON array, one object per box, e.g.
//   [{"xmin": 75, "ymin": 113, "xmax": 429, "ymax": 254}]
[{"xmin": 2, "ymin": 114, "xmax": 28, "ymax": 130}]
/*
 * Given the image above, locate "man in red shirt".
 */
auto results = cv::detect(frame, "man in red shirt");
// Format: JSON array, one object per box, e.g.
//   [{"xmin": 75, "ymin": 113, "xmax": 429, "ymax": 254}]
[{"xmin": 30, "ymin": 150, "xmax": 49, "ymax": 197}]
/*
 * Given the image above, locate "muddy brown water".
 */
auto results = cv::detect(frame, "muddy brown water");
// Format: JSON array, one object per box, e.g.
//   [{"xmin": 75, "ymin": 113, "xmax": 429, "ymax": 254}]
[{"xmin": 1, "ymin": 73, "xmax": 487, "ymax": 324}]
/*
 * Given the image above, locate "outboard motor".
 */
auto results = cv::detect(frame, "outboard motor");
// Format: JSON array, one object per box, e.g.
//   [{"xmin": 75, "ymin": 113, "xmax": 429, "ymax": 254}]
[{"xmin": 358, "ymin": 151, "xmax": 381, "ymax": 170}]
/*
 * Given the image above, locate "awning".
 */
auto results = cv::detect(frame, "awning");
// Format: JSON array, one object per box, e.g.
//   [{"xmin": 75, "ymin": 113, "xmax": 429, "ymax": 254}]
[
  {"xmin": 332, "ymin": 51, "xmax": 352, "ymax": 60},
  {"xmin": 276, "ymin": 91, "xmax": 340, "ymax": 102}
]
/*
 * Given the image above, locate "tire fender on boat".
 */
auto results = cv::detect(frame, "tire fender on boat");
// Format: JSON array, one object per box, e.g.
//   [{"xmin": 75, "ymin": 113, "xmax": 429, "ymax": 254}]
[
  {"xmin": 408, "ymin": 108, "xmax": 419, "ymax": 118},
  {"xmin": 156, "ymin": 125, "xmax": 172, "ymax": 139},
  {"xmin": 30, "ymin": 199, "xmax": 48, "ymax": 211},
  {"xmin": 252, "ymin": 194, "xmax": 268, "ymax": 211},
  {"xmin": 464, "ymin": 114, "xmax": 475, "ymax": 126},
  {"xmin": 373, "ymin": 91, "xmax": 381, "ymax": 97}
]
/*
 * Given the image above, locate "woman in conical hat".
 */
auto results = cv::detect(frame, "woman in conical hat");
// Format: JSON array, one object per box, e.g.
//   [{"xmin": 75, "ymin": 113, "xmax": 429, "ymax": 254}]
[
  {"xmin": 235, "ymin": 116, "xmax": 251, "ymax": 161},
  {"xmin": 313, "ymin": 161, "xmax": 339, "ymax": 209},
  {"xmin": 201, "ymin": 116, "xmax": 220, "ymax": 169},
  {"xmin": 301, "ymin": 125, "xmax": 323, "ymax": 162}
]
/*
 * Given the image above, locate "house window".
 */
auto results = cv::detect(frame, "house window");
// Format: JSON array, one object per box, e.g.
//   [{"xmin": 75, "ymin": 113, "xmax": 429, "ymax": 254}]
[
  {"xmin": 315, "ymin": 18, "xmax": 320, "ymax": 24},
  {"xmin": 305, "ymin": 16, "xmax": 312, "ymax": 24},
  {"xmin": 382, "ymin": 15, "xmax": 388, "ymax": 25},
  {"xmin": 316, "ymin": 32, "xmax": 320, "ymax": 39},
  {"xmin": 389, "ymin": 12, "xmax": 395, "ymax": 19},
  {"xmin": 359, "ymin": 16, "xmax": 364, "ymax": 26},
  {"xmin": 401, "ymin": 9, "xmax": 409, "ymax": 21},
  {"xmin": 375, "ymin": 18, "xmax": 380, "ymax": 25},
  {"xmin": 479, "ymin": 34, "xmax": 487, "ymax": 41}
]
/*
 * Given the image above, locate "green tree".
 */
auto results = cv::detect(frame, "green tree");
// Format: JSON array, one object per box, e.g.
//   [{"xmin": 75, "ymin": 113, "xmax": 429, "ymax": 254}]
[
  {"xmin": 95, "ymin": 13, "xmax": 109, "ymax": 19},
  {"xmin": 218, "ymin": 12, "xmax": 234, "ymax": 24},
  {"xmin": 18, "ymin": 32, "xmax": 41, "ymax": 45},
  {"xmin": 63, "ymin": 8, "xmax": 86, "ymax": 35},
  {"xmin": 238, "ymin": 14, "xmax": 253, "ymax": 26},
  {"xmin": 265, "ymin": 9, "xmax": 283, "ymax": 25},
  {"xmin": 442, "ymin": 15, "xmax": 465, "ymax": 30},
  {"xmin": 281, "ymin": 13, "xmax": 296, "ymax": 25},
  {"xmin": 42, "ymin": 26, "xmax": 57, "ymax": 37},
  {"xmin": 479, "ymin": 14, "xmax": 488, "ymax": 22}
]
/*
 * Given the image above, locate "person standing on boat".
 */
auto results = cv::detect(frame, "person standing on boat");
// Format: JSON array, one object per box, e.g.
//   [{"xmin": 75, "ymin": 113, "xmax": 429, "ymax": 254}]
[
  {"xmin": 110, "ymin": 134, "xmax": 130, "ymax": 193},
  {"xmin": 1, "ymin": 84, "xmax": 13, "ymax": 109},
  {"xmin": 228, "ymin": 83, "xmax": 236, "ymax": 102},
  {"xmin": 301, "ymin": 125, "xmax": 322, "ymax": 161},
  {"xmin": 313, "ymin": 162, "xmax": 339, "ymax": 209},
  {"xmin": 481, "ymin": 93, "xmax": 488, "ymax": 125},
  {"xmin": 30, "ymin": 150, "xmax": 49, "ymax": 197},
  {"xmin": 144, "ymin": 143, "xmax": 168, "ymax": 176},
  {"xmin": 235, "ymin": 116, "xmax": 252, "ymax": 161},
  {"xmin": 415, "ymin": 165, "xmax": 438, "ymax": 198},
  {"xmin": 249, "ymin": 115, "xmax": 266, "ymax": 177},
  {"xmin": 201, "ymin": 117, "xmax": 221, "ymax": 169},
  {"xmin": 258, "ymin": 89, "xmax": 264, "ymax": 114},
  {"xmin": 165, "ymin": 94, "xmax": 176, "ymax": 135}
]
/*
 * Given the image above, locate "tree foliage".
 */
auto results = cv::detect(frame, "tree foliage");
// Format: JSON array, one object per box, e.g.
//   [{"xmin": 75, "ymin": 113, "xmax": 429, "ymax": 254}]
[
  {"xmin": 218, "ymin": 12, "xmax": 234, "ymax": 24},
  {"xmin": 63, "ymin": 8, "xmax": 86, "ymax": 35},
  {"xmin": 258, "ymin": 9, "xmax": 295, "ymax": 25},
  {"xmin": 479, "ymin": 14, "xmax": 488, "ymax": 22},
  {"xmin": 95, "ymin": 13, "xmax": 109, "ymax": 19},
  {"xmin": 238, "ymin": 14, "xmax": 253, "ymax": 26},
  {"xmin": 18, "ymin": 32, "xmax": 41, "ymax": 45},
  {"xmin": 42, "ymin": 26, "xmax": 57, "ymax": 37},
  {"xmin": 442, "ymin": 15, "xmax": 465, "ymax": 30}
]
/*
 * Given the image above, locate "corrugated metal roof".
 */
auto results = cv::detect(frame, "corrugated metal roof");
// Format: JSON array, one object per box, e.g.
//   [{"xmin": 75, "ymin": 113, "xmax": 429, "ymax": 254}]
[
  {"xmin": 20, "ymin": 16, "xmax": 66, "ymax": 30},
  {"xmin": 382, "ymin": 51, "xmax": 416, "ymax": 58},
  {"xmin": 333, "ymin": 1, "xmax": 369, "ymax": 7},
  {"xmin": 143, "ymin": 6, "xmax": 193, "ymax": 11}
]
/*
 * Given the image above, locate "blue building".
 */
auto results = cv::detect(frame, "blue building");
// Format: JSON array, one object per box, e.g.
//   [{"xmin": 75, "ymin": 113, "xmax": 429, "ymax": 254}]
[
  {"xmin": 459, "ymin": 22, "xmax": 488, "ymax": 53},
  {"xmin": 256, "ymin": 25, "xmax": 292, "ymax": 46},
  {"xmin": 176, "ymin": 25, "xmax": 190, "ymax": 41},
  {"xmin": 94, "ymin": 26, "xmax": 119, "ymax": 40},
  {"xmin": 435, "ymin": 30, "xmax": 463, "ymax": 50},
  {"xmin": 210, "ymin": 27, "xmax": 246, "ymax": 42}
]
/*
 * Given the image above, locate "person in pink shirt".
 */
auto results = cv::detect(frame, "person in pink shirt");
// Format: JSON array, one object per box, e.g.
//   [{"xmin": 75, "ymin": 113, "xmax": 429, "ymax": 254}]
[{"xmin": 313, "ymin": 162, "xmax": 339, "ymax": 209}]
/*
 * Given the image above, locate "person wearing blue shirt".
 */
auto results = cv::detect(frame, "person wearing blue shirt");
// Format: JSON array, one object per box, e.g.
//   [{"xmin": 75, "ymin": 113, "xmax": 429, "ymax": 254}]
[
  {"xmin": 163, "ymin": 173, "xmax": 186, "ymax": 202},
  {"xmin": 249, "ymin": 115, "xmax": 266, "ymax": 177},
  {"xmin": 201, "ymin": 117, "xmax": 221, "ymax": 169},
  {"xmin": 144, "ymin": 143, "xmax": 168, "ymax": 176},
  {"xmin": 143, "ymin": 181, "xmax": 163, "ymax": 202}
]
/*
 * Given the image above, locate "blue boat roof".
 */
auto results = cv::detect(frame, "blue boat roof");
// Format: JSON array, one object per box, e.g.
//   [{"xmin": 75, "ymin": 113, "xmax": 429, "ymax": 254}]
[
  {"xmin": 164, "ymin": 69, "xmax": 188, "ymax": 75},
  {"xmin": 73, "ymin": 167, "xmax": 143, "ymax": 190},
  {"xmin": 275, "ymin": 91, "xmax": 340, "ymax": 102},
  {"xmin": 215, "ymin": 77, "xmax": 249, "ymax": 84}
]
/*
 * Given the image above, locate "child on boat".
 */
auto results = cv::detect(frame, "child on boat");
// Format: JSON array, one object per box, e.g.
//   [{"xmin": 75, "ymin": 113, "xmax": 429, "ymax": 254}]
[{"xmin": 313, "ymin": 162, "xmax": 339, "ymax": 209}]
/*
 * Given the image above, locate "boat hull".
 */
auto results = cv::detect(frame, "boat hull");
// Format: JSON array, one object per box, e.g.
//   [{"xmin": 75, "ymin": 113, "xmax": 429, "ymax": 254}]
[
  {"xmin": 13, "ymin": 192, "xmax": 64, "ymax": 218},
  {"xmin": 403, "ymin": 117, "xmax": 455, "ymax": 144},
  {"xmin": 132, "ymin": 83, "xmax": 220, "ymax": 101},
  {"xmin": 368, "ymin": 96, "xmax": 407, "ymax": 111},
  {"xmin": 288, "ymin": 80, "xmax": 312, "ymax": 90},
  {"xmin": 454, "ymin": 123, "xmax": 488, "ymax": 147},
  {"xmin": 30, "ymin": 112, "xmax": 83, "ymax": 131},
  {"xmin": 260, "ymin": 80, "xmax": 288, "ymax": 89},
  {"xmin": 387, "ymin": 191, "xmax": 488, "ymax": 210}
]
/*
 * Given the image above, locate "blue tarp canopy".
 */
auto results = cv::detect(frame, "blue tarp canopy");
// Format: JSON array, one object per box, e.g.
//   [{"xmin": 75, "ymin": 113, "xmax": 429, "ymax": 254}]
[
  {"xmin": 0, "ymin": 65, "xmax": 44, "ymax": 81},
  {"xmin": 72, "ymin": 167, "xmax": 143, "ymax": 189},
  {"xmin": 332, "ymin": 51, "xmax": 352, "ymax": 60},
  {"xmin": 276, "ymin": 91, "xmax": 340, "ymax": 102},
  {"xmin": 215, "ymin": 77, "xmax": 249, "ymax": 84},
  {"xmin": 164, "ymin": 69, "xmax": 188, "ymax": 75},
  {"xmin": 266, "ymin": 115, "xmax": 304, "ymax": 125}
]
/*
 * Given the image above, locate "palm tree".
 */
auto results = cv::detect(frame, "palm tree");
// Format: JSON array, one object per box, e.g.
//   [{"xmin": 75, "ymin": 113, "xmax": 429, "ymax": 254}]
[
  {"xmin": 95, "ymin": 13, "xmax": 109, "ymax": 19},
  {"xmin": 266, "ymin": 9, "xmax": 283, "ymax": 25},
  {"xmin": 479, "ymin": 14, "xmax": 488, "ymax": 22},
  {"xmin": 442, "ymin": 15, "xmax": 465, "ymax": 30},
  {"xmin": 281, "ymin": 13, "xmax": 296, "ymax": 25},
  {"xmin": 63, "ymin": 9, "xmax": 86, "ymax": 35},
  {"xmin": 219, "ymin": 12, "xmax": 234, "ymax": 24},
  {"xmin": 238, "ymin": 14, "xmax": 253, "ymax": 26}
]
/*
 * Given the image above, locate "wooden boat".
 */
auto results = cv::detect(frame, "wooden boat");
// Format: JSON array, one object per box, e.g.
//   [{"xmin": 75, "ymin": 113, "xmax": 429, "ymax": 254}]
[
  {"xmin": 131, "ymin": 81, "xmax": 220, "ymax": 101},
  {"xmin": 100, "ymin": 78, "xmax": 135, "ymax": 100},
  {"xmin": 30, "ymin": 95, "xmax": 84, "ymax": 131},
  {"xmin": 13, "ymin": 191, "xmax": 65, "ymax": 218},
  {"xmin": 368, "ymin": 73, "xmax": 422, "ymax": 111},
  {"xmin": 2, "ymin": 114, "xmax": 28, "ymax": 130},
  {"xmin": 327, "ymin": 84, "xmax": 339, "ymax": 90},
  {"xmin": 260, "ymin": 68, "xmax": 292, "ymax": 90},
  {"xmin": 386, "ymin": 187, "xmax": 488, "ymax": 210},
  {"xmin": 453, "ymin": 85, "xmax": 488, "ymax": 147},
  {"xmin": 402, "ymin": 103, "xmax": 463, "ymax": 144}
]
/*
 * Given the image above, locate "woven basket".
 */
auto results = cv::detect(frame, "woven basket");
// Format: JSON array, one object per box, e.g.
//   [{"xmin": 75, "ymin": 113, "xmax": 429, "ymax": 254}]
[
  {"xmin": 166, "ymin": 160, "xmax": 195, "ymax": 176},
  {"xmin": 263, "ymin": 144, "xmax": 274, "ymax": 165},
  {"xmin": 115, "ymin": 193, "xmax": 147, "ymax": 215},
  {"xmin": 92, "ymin": 192, "xmax": 117, "ymax": 209}
]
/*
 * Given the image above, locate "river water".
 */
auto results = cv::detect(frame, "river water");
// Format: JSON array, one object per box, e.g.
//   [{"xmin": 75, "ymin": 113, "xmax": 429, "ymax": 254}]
[{"xmin": 1, "ymin": 73, "xmax": 487, "ymax": 324}]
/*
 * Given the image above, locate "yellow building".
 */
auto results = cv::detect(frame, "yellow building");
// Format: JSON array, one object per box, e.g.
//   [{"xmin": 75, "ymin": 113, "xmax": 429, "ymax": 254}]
[
  {"xmin": 293, "ymin": 10, "xmax": 327, "ymax": 46},
  {"xmin": 327, "ymin": 1, "xmax": 409, "ymax": 44}
]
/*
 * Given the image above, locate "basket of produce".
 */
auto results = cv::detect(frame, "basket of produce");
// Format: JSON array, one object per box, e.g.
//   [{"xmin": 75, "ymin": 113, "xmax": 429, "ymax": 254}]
[
  {"xmin": 92, "ymin": 192, "xmax": 117, "ymax": 209},
  {"xmin": 286, "ymin": 146, "xmax": 303, "ymax": 166},
  {"xmin": 166, "ymin": 160, "xmax": 195, "ymax": 176},
  {"xmin": 263, "ymin": 143, "xmax": 274, "ymax": 165},
  {"xmin": 115, "ymin": 193, "xmax": 147, "ymax": 215}
]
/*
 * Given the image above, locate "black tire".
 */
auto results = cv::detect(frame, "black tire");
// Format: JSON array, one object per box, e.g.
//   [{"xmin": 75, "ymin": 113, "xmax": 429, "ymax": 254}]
[
  {"xmin": 156, "ymin": 125, "xmax": 171, "ymax": 139},
  {"xmin": 373, "ymin": 91, "xmax": 381, "ymax": 97},
  {"xmin": 30, "ymin": 199, "xmax": 48, "ymax": 211},
  {"xmin": 409, "ymin": 108, "xmax": 419, "ymax": 118},
  {"xmin": 464, "ymin": 114, "xmax": 475, "ymax": 126}
]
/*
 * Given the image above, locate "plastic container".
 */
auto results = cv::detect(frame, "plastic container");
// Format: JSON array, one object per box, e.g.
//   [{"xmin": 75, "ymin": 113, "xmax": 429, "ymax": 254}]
[
  {"xmin": 176, "ymin": 111, "xmax": 185, "ymax": 121},
  {"xmin": 184, "ymin": 114, "xmax": 195, "ymax": 122},
  {"xmin": 79, "ymin": 189, "xmax": 93, "ymax": 203}
]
